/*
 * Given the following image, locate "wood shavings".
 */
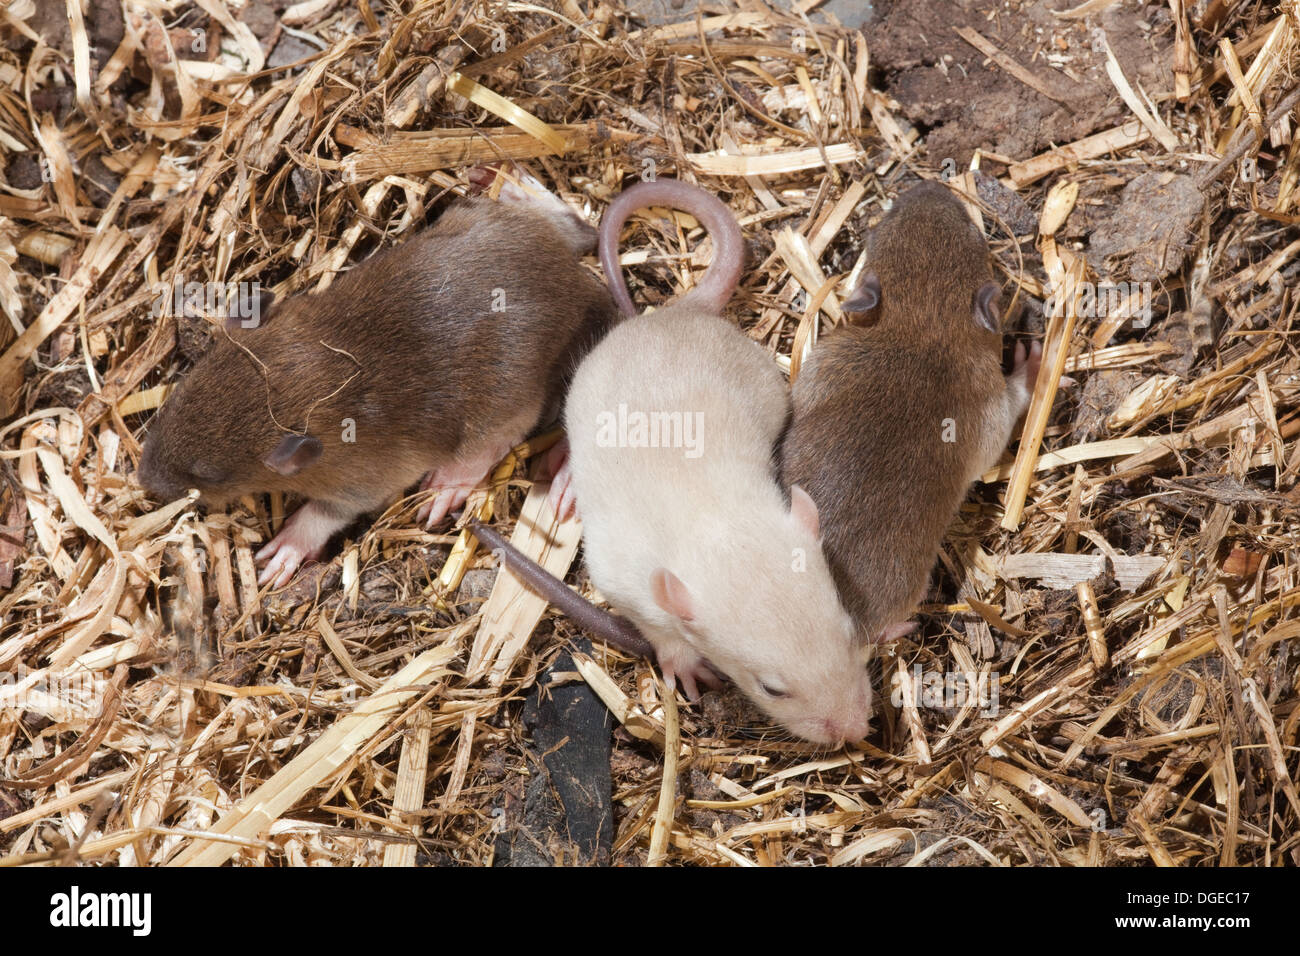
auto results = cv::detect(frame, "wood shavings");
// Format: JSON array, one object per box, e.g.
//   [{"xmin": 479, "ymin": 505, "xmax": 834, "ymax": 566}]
[
  {"xmin": 0, "ymin": 0, "xmax": 1296, "ymax": 870},
  {"xmin": 446, "ymin": 72, "xmax": 570, "ymax": 155}
]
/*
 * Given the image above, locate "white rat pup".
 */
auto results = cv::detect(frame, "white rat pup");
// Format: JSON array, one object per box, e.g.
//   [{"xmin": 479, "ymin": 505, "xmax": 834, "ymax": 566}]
[{"xmin": 550, "ymin": 179, "xmax": 873, "ymax": 746}]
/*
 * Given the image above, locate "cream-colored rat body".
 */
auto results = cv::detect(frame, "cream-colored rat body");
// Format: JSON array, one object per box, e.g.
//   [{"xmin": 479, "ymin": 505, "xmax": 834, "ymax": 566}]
[{"xmin": 556, "ymin": 180, "xmax": 873, "ymax": 746}]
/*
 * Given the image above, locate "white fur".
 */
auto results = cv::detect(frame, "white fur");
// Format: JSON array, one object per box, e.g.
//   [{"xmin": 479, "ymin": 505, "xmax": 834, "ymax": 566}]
[
  {"xmin": 971, "ymin": 341, "xmax": 1041, "ymax": 481},
  {"xmin": 256, "ymin": 499, "xmax": 351, "ymax": 587},
  {"xmin": 564, "ymin": 309, "xmax": 873, "ymax": 745}
]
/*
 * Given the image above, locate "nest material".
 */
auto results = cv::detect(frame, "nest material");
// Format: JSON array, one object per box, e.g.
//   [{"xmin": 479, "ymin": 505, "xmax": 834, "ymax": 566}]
[{"xmin": 0, "ymin": 0, "xmax": 1298, "ymax": 866}]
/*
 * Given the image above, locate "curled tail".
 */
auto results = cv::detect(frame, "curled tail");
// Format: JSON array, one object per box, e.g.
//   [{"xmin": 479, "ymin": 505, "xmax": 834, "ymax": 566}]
[
  {"xmin": 598, "ymin": 179, "xmax": 745, "ymax": 318},
  {"xmin": 468, "ymin": 520, "xmax": 652, "ymax": 659}
]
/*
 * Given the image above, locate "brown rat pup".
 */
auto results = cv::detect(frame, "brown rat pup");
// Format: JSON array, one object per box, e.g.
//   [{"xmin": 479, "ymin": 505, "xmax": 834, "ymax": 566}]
[
  {"xmin": 781, "ymin": 181, "xmax": 1041, "ymax": 643},
  {"xmin": 138, "ymin": 169, "xmax": 616, "ymax": 587}
]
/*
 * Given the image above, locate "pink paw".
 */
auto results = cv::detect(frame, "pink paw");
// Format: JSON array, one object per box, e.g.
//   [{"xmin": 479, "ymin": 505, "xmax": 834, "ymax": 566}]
[
  {"xmin": 876, "ymin": 620, "xmax": 918, "ymax": 643},
  {"xmin": 535, "ymin": 437, "xmax": 569, "ymax": 481},
  {"xmin": 468, "ymin": 164, "xmax": 559, "ymax": 210},
  {"xmin": 658, "ymin": 645, "xmax": 723, "ymax": 702},
  {"xmin": 1014, "ymin": 339, "xmax": 1043, "ymax": 390},
  {"xmin": 255, "ymin": 502, "xmax": 342, "ymax": 588},
  {"xmin": 539, "ymin": 440, "xmax": 577, "ymax": 520},
  {"xmin": 467, "ymin": 164, "xmax": 502, "ymax": 192},
  {"xmin": 256, "ymin": 536, "xmax": 318, "ymax": 589},
  {"xmin": 416, "ymin": 448, "xmax": 509, "ymax": 529},
  {"xmin": 469, "ymin": 166, "xmax": 594, "ymax": 254},
  {"xmin": 415, "ymin": 473, "xmax": 478, "ymax": 529}
]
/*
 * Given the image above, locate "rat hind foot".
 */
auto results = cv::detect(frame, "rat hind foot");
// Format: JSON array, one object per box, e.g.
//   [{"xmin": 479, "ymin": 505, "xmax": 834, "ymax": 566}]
[
  {"xmin": 468, "ymin": 165, "xmax": 595, "ymax": 255},
  {"xmin": 538, "ymin": 438, "xmax": 578, "ymax": 520},
  {"xmin": 417, "ymin": 439, "xmax": 516, "ymax": 529},
  {"xmin": 476, "ymin": 167, "xmax": 571, "ymax": 215}
]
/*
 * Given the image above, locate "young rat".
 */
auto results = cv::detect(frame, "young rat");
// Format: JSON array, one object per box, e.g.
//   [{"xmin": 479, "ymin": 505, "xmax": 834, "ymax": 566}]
[
  {"xmin": 548, "ymin": 178, "xmax": 872, "ymax": 747},
  {"xmin": 781, "ymin": 181, "xmax": 1042, "ymax": 643},
  {"xmin": 137, "ymin": 169, "xmax": 616, "ymax": 587}
]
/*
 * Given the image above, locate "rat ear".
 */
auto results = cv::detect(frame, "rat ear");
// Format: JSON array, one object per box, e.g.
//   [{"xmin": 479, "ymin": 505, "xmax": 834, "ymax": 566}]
[
  {"xmin": 224, "ymin": 289, "xmax": 276, "ymax": 332},
  {"xmin": 789, "ymin": 484, "xmax": 820, "ymax": 539},
  {"xmin": 974, "ymin": 282, "xmax": 1002, "ymax": 335},
  {"xmin": 263, "ymin": 433, "xmax": 322, "ymax": 477},
  {"xmin": 841, "ymin": 273, "xmax": 881, "ymax": 324},
  {"xmin": 651, "ymin": 568, "xmax": 695, "ymax": 622}
]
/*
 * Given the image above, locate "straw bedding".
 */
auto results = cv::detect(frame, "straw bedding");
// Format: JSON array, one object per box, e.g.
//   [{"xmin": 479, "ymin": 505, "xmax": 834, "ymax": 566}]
[{"xmin": 0, "ymin": 0, "xmax": 1298, "ymax": 866}]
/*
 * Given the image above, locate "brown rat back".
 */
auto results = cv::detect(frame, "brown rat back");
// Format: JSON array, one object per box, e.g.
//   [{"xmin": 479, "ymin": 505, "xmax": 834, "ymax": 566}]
[
  {"xmin": 782, "ymin": 181, "xmax": 1036, "ymax": 641},
  {"xmin": 139, "ymin": 190, "xmax": 615, "ymax": 532}
]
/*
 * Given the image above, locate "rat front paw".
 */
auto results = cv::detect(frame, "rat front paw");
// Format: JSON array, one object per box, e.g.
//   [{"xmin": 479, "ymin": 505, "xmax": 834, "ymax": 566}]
[
  {"xmin": 256, "ymin": 528, "xmax": 321, "ymax": 589},
  {"xmin": 255, "ymin": 500, "xmax": 350, "ymax": 588},
  {"xmin": 876, "ymin": 620, "xmax": 918, "ymax": 643},
  {"xmin": 417, "ymin": 452, "xmax": 504, "ymax": 529},
  {"xmin": 658, "ymin": 643, "xmax": 723, "ymax": 702},
  {"xmin": 256, "ymin": 536, "xmax": 318, "ymax": 589},
  {"xmin": 418, "ymin": 437, "xmax": 524, "ymax": 529},
  {"xmin": 1013, "ymin": 339, "xmax": 1043, "ymax": 390}
]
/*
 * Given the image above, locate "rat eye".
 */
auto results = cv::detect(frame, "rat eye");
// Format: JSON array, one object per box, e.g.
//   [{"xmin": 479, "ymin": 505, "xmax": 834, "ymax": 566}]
[{"xmin": 760, "ymin": 681, "xmax": 790, "ymax": 699}]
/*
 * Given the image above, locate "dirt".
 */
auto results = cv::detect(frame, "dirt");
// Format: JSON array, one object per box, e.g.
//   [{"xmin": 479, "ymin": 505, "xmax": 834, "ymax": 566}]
[
  {"xmin": 89, "ymin": 0, "xmax": 125, "ymax": 68},
  {"xmin": 13, "ymin": 3, "xmax": 70, "ymax": 53},
  {"xmin": 497, "ymin": 644, "xmax": 615, "ymax": 866},
  {"xmin": 455, "ymin": 568, "xmax": 499, "ymax": 603},
  {"xmin": 1073, "ymin": 368, "xmax": 1145, "ymax": 442},
  {"xmin": 14, "ymin": 0, "xmax": 122, "ymax": 67},
  {"xmin": 1088, "ymin": 171, "xmax": 1205, "ymax": 281},
  {"xmin": 973, "ymin": 170, "xmax": 1037, "ymax": 236},
  {"xmin": 241, "ymin": 0, "xmax": 282, "ymax": 42},
  {"xmin": 80, "ymin": 153, "xmax": 121, "ymax": 208},
  {"xmin": 623, "ymin": 0, "xmax": 728, "ymax": 27},
  {"xmin": 1153, "ymin": 307, "xmax": 1217, "ymax": 379},
  {"xmin": 268, "ymin": 33, "xmax": 318, "ymax": 69},
  {"xmin": 5, "ymin": 153, "xmax": 43, "ymax": 192},
  {"xmin": 864, "ymin": 0, "xmax": 1175, "ymax": 169}
]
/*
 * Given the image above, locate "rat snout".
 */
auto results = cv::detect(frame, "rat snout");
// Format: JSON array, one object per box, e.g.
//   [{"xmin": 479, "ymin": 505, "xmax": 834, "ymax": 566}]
[
  {"xmin": 136, "ymin": 442, "xmax": 169, "ymax": 498},
  {"xmin": 136, "ymin": 438, "xmax": 187, "ymax": 502},
  {"xmin": 818, "ymin": 718, "xmax": 844, "ymax": 746},
  {"xmin": 820, "ymin": 713, "xmax": 872, "ymax": 748},
  {"xmin": 821, "ymin": 691, "xmax": 873, "ymax": 747}
]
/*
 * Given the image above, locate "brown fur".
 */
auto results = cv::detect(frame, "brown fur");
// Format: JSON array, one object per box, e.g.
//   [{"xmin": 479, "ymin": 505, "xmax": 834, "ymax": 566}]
[
  {"xmin": 138, "ymin": 196, "xmax": 616, "ymax": 520},
  {"xmin": 781, "ymin": 182, "xmax": 1016, "ymax": 641}
]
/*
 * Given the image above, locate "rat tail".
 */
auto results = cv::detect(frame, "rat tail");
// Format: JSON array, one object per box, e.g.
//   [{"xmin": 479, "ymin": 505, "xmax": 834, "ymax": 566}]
[
  {"xmin": 467, "ymin": 519, "xmax": 652, "ymax": 659},
  {"xmin": 598, "ymin": 179, "xmax": 744, "ymax": 318}
]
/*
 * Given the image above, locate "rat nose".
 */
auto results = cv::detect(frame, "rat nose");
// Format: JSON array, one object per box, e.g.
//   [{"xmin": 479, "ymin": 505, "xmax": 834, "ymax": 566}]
[
  {"xmin": 136, "ymin": 445, "xmax": 164, "ymax": 496},
  {"xmin": 820, "ymin": 718, "xmax": 847, "ymax": 747},
  {"xmin": 823, "ymin": 715, "xmax": 870, "ymax": 746}
]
